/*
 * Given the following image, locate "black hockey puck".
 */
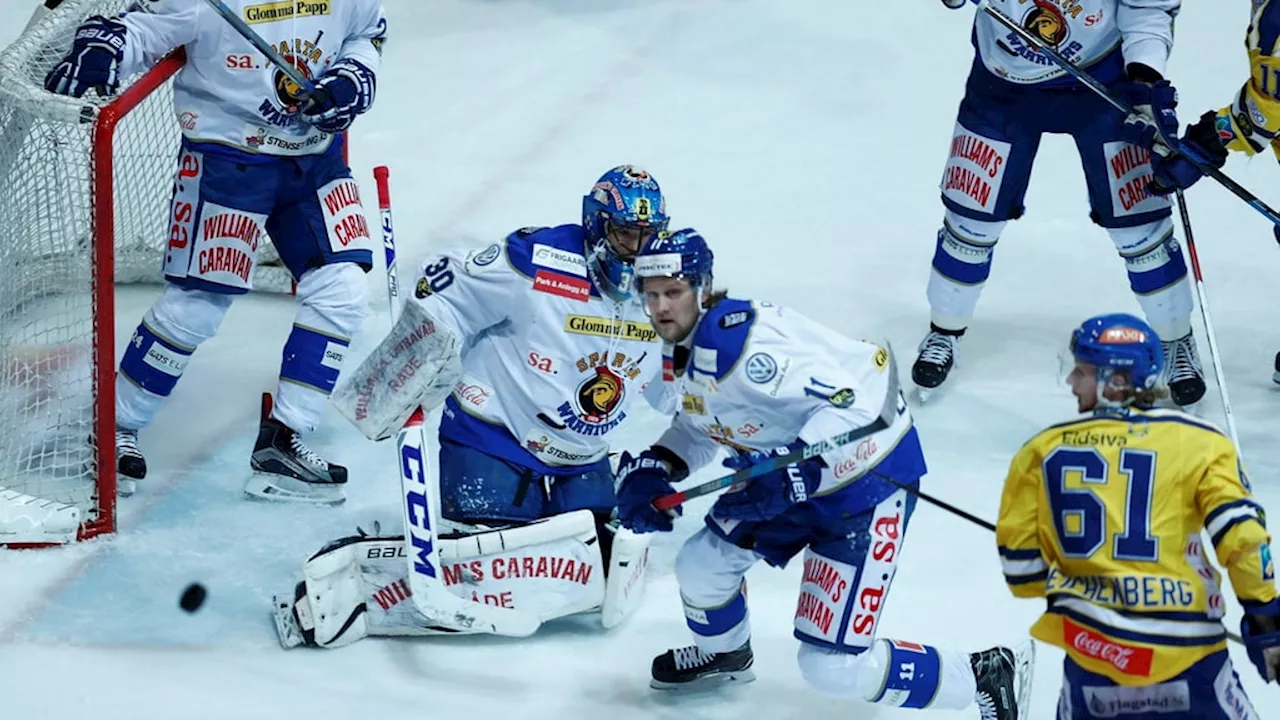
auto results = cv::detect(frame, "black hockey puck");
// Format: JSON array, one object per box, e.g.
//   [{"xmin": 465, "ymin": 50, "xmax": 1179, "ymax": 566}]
[{"xmin": 180, "ymin": 583, "xmax": 207, "ymax": 613}]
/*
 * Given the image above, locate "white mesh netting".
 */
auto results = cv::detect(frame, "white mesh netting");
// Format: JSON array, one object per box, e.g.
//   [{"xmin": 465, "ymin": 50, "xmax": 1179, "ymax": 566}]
[{"xmin": 0, "ymin": 0, "xmax": 287, "ymax": 542}]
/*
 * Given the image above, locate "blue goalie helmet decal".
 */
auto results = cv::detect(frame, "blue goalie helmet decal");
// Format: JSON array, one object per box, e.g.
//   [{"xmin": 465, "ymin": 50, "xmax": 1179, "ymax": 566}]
[{"xmin": 582, "ymin": 166, "xmax": 669, "ymax": 302}]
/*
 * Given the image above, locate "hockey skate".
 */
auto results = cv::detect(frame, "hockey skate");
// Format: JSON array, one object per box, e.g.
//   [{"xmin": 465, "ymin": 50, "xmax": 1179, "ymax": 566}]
[
  {"xmin": 650, "ymin": 641, "xmax": 755, "ymax": 690},
  {"xmin": 1162, "ymin": 333, "xmax": 1205, "ymax": 407},
  {"xmin": 115, "ymin": 428, "xmax": 146, "ymax": 497},
  {"xmin": 971, "ymin": 641, "xmax": 1035, "ymax": 720},
  {"xmin": 912, "ymin": 326, "xmax": 962, "ymax": 402},
  {"xmin": 1272, "ymin": 351, "xmax": 1280, "ymax": 385},
  {"xmin": 245, "ymin": 417, "xmax": 348, "ymax": 504}
]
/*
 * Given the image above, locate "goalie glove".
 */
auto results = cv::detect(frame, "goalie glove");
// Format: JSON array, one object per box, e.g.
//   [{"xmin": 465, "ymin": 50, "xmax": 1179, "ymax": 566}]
[{"xmin": 44, "ymin": 15, "xmax": 126, "ymax": 98}]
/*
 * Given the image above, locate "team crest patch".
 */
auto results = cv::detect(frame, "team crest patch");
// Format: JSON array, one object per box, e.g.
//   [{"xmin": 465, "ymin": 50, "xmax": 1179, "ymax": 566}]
[
  {"xmin": 470, "ymin": 243, "xmax": 501, "ymax": 267},
  {"xmin": 555, "ymin": 366, "xmax": 628, "ymax": 436},
  {"xmin": 745, "ymin": 353, "xmax": 778, "ymax": 384}
]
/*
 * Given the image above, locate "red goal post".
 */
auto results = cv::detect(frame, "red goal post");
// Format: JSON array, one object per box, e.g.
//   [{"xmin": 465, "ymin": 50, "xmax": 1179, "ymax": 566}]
[{"xmin": 0, "ymin": 0, "xmax": 291, "ymax": 546}]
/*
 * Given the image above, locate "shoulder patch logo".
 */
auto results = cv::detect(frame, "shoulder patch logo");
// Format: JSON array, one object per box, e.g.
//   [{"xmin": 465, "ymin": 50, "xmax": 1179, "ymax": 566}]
[
  {"xmin": 470, "ymin": 243, "xmax": 501, "ymax": 267},
  {"xmin": 873, "ymin": 347, "xmax": 889, "ymax": 372},
  {"xmin": 744, "ymin": 353, "xmax": 778, "ymax": 384},
  {"xmin": 828, "ymin": 388, "xmax": 856, "ymax": 408},
  {"xmin": 719, "ymin": 311, "xmax": 751, "ymax": 329}
]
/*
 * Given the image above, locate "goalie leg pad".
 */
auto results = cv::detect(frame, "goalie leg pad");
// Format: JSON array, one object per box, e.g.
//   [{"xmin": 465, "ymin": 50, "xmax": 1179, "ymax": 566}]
[
  {"xmin": 299, "ymin": 540, "xmax": 370, "ymax": 648},
  {"xmin": 331, "ymin": 299, "xmax": 462, "ymax": 441},
  {"xmin": 317, "ymin": 510, "xmax": 608, "ymax": 637},
  {"xmin": 600, "ymin": 522, "xmax": 650, "ymax": 629}
]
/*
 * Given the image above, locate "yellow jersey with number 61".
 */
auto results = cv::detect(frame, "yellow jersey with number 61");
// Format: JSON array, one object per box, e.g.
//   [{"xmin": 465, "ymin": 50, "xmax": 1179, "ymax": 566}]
[{"xmin": 996, "ymin": 408, "xmax": 1276, "ymax": 686}]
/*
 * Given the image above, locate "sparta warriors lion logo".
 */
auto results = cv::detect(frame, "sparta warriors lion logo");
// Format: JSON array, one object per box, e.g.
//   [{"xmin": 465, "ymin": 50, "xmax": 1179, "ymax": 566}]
[
  {"xmin": 1023, "ymin": 0, "xmax": 1069, "ymax": 46},
  {"xmin": 555, "ymin": 366, "xmax": 628, "ymax": 435},
  {"xmin": 274, "ymin": 54, "xmax": 315, "ymax": 109}
]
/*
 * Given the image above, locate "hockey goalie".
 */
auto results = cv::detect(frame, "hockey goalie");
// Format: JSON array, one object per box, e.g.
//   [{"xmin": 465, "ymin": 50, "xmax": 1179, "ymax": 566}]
[{"xmin": 273, "ymin": 166, "xmax": 674, "ymax": 648}]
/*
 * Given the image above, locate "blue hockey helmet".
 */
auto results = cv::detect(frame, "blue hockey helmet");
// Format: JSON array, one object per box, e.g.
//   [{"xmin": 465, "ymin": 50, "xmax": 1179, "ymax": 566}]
[
  {"xmin": 634, "ymin": 227, "xmax": 715, "ymax": 294},
  {"xmin": 582, "ymin": 165, "xmax": 669, "ymax": 301},
  {"xmin": 1069, "ymin": 313, "xmax": 1164, "ymax": 403}
]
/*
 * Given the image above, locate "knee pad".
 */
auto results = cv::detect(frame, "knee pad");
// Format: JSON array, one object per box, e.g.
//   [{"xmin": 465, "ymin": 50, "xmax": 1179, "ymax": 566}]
[
  {"xmin": 797, "ymin": 641, "xmax": 886, "ymax": 700},
  {"xmin": 119, "ymin": 284, "xmax": 234, "ymax": 398},
  {"xmin": 674, "ymin": 529, "xmax": 753, "ymax": 606},
  {"xmin": 295, "ymin": 262, "xmax": 368, "ymax": 339}
]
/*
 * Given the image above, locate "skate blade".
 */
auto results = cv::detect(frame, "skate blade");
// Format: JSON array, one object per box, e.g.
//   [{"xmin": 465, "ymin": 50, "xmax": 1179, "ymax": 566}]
[
  {"xmin": 913, "ymin": 384, "xmax": 941, "ymax": 405},
  {"xmin": 117, "ymin": 475, "xmax": 136, "ymax": 497},
  {"xmin": 244, "ymin": 474, "xmax": 345, "ymax": 505},
  {"xmin": 1012, "ymin": 640, "xmax": 1036, "ymax": 719},
  {"xmin": 649, "ymin": 668, "xmax": 756, "ymax": 691},
  {"xmin": 1273, "ymin": 371, "xmax": 1280, "ymax": 386}
]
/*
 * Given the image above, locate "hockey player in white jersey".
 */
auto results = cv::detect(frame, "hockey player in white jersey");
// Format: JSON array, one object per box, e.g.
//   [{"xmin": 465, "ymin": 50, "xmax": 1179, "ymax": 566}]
[
  {"xmin": 271, "ymin": 166, "xmax": 670, "ymax": 646},
  {"xmin": 44, "ymin": 0, "xmax": 387, "ymax": 502},
  {"xmin": 915, "ymin": 0, "xmax": 1206, "ymax": 407},
  {"xmin": 614, "ymin": 229, "xmax": 1035, "ymax": 719}
]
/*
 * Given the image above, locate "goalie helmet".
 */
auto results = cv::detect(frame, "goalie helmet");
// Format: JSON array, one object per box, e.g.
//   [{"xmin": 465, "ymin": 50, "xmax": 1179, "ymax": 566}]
[
  {"xmin": 1070, "ymin": 313, "xmax": 1164, "ymax": 402},
  {"xmin": 582, "ymin": 166, "xmax": 669, "ymax": 301}
]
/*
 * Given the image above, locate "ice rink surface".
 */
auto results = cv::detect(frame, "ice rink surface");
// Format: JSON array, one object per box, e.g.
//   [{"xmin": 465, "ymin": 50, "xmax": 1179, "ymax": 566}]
[{"xmin": 2, "ymin": 0, "xmax": 1279, "ymax": 717}]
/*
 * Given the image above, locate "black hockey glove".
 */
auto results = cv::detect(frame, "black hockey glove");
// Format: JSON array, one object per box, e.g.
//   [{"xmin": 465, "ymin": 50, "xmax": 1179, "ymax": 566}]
[{"xmin": 44, "ymin": 15, "xmax": 126, "ymax": 98}]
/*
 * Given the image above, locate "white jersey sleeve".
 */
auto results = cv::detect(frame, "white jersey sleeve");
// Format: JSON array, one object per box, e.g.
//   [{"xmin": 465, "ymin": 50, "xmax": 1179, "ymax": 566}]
[
  {"xmin": 117, "ymin": 0, "xmax": 201, "ymax": 75},
  {"xmin": 1118, "ymin": 0, "xmax": 1178, "ymax": 75},
  {"xmin": 337, "ymin": 0, "xmax": 386, "ymax": 70}
]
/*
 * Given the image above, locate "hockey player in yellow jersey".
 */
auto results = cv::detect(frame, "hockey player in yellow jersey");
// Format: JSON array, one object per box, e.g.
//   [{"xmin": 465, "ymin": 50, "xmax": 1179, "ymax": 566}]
[{"xmin": 996, "ymin": 313, "xmax": 1280, "ymax": 718}]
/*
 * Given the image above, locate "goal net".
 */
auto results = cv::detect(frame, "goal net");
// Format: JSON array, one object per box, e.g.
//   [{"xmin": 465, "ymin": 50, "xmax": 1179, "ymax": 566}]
[{"xmin": 0, "ymin": 0, "xmax": 290, "ymax": 545}]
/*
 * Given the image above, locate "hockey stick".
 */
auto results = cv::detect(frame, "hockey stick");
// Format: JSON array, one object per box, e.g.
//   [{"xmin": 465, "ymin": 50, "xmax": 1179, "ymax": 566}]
[
  {"xmin": 197, "ymin": 0, "xmax": 317, "ymax": 94},
  {"xmin": 977, "ymin": 0, "xmax": 1280, "ymax": 229},
  {"xmin": 869, "ymin": 468, "xmax": 1246, "ymax": 645},
  {"xmin": 1175, "ymin": 193, "xmax": 1242, "ymax": 450},
  {"xmin": 375, "ymin": 167, "xmax": 540, "ymax": 637},
  {"xmin": 652, "ymin": 350, "xmax": 902, "ymax": 512}
]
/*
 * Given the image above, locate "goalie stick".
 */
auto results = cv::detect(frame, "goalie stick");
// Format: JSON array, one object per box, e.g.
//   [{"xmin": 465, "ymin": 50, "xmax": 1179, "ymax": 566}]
[
  {"xmin": 375, "ymin": 167, "xmax": 540, "ymax": 637},
  {"xmin": 652, "ymin": 347, "xmax": 902, "ymax": 512}
]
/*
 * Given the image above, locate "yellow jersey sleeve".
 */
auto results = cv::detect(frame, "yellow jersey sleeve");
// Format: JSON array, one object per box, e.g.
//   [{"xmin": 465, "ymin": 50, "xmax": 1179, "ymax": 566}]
[
  {"xmin": 1214, "ymin": 0, "xmax": 1280, "ymax": 156},
  {"xmin": 997, "ymin": 438, "xmax": 1048, "ymax": 598},
  {"xmin": 1195, "ymin": 435, "xmax": 1277, "ymax": 607}
]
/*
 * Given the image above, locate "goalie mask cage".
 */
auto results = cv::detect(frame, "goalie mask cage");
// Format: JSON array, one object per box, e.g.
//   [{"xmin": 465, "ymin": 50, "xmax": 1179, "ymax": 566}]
[{"xmin": 0, "ymin": 0, "xmax": 291, "ymax": 546}]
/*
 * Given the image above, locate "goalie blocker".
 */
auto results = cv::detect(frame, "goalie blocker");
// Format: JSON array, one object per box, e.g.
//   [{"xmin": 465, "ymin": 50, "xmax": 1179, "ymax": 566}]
[{"xmin": 273, "ymin": 509, "xmax": 651, "ymax": 649}]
